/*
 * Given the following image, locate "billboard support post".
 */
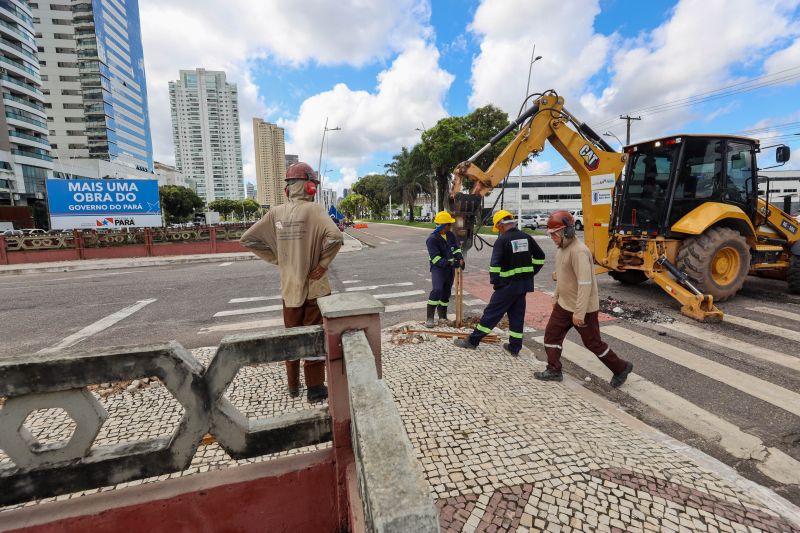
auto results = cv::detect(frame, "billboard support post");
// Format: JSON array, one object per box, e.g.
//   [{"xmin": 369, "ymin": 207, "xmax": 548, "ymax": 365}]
[
  {"xmin": 144, "ymin": 228, "xmax": 153, "ymax": 257},
  {"xmin": 73, "ymin": 230, "xmax": 85, "ymax": 260},
  {"xmin": 0, "ymin": 236, "xmax": 7, "ymax": 265},
  {"xmin": 210, "ymin": 227, "xmax": 218, "ymax": 254}
]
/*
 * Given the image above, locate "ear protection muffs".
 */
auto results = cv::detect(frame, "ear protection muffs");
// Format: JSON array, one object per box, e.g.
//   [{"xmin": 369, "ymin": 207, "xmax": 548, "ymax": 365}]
[
  {"xmin": 562, "ymin": 217, "xmax": 576, "ymax": 239},
  {"xmin": 304, "ymin": 180, "xmax": 317, "ymax": 196}
]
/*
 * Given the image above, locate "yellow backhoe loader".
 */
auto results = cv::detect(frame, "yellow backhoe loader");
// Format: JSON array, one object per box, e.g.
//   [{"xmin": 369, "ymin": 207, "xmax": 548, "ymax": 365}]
[{"xmin": 449, "ymin": 91, "xmax": 800, "ymax": 322}]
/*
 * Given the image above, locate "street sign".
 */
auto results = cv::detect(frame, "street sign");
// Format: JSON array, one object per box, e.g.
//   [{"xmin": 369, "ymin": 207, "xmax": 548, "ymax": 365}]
[{"xmin": 46, "ymin": 178, "xmax": 162, "ymax": 229}]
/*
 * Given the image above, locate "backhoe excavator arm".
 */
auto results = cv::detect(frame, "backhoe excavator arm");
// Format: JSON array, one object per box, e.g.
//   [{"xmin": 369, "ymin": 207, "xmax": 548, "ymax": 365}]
[
  {"xmin": 448, "ymin": 92, "xmax": 723, "ymax": 322},
  {"xmin": 449, "ymin": 93, "xmax": 626, "ymax": 263}
]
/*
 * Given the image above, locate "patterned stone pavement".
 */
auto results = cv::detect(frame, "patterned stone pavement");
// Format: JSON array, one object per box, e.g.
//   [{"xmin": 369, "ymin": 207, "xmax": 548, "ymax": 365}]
[{"xmin": 2, "ymin": 331, "xmax": 800, "ymax": 532}]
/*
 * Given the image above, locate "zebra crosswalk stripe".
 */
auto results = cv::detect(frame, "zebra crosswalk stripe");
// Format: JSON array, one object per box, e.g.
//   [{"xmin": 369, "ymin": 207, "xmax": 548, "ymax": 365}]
[
  {"xmin": 660, "ymin": 322, "xmax": 800, "ymax": 373},
  {"xmin": 746, "ymin": 306, "xmax": 800, "ymax": 324},
  {"xmin": 723, "ymin": 314, "xmax": 800, "ymax": 343},
  {"xmin": 531, "ymin": 336, "xmax": 800, "ymax": 486},
  {"xmin": 602, "ymin": 325, "xmax": 800, "ymax": 418}
]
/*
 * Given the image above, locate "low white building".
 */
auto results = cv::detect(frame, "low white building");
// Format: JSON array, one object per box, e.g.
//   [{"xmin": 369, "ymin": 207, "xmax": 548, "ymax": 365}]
[
  {"xmin": 154, "ymin": 161, "xmax": 194, "ymax": 190},
  {"xmin": 484, "ymin": 169, "xmax": 800, "ymax": 216},
  {"xmin": 52, "ymin": 156, "xmax": 155, "ymax": 182}
]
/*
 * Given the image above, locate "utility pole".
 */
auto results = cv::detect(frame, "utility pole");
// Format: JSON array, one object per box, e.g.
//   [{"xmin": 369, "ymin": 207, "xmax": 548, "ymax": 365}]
[
  {"xmin": 518, "ymin": 45, "xmax": 543, "ymax": 226},
  {"xmin": 619, "ymin": 115, "xmax": 641, "ymax": 145}
]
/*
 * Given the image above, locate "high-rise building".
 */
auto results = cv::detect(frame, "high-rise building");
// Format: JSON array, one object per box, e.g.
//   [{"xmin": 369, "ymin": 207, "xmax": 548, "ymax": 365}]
[
  {"xmin": 169, "ymin": 69, "xmax": 243, "ymax": 201},
  {"xmin": 252, "ymin": 118, "xmax": 285, "ymax": 208},
  {"xmin": 31, "ymin": 0, "xmax": 153, "ymax": 171},
  {"xmin": 285, "ymin": 153, "xmax": 298, "ymax": 169},
  {"xmin": 246, "ymin": 182, "xmax": 255, "ymax": 199},
  {"xmin": 0, "ymin": 0, "xmax": 52, "ymax": 216}
]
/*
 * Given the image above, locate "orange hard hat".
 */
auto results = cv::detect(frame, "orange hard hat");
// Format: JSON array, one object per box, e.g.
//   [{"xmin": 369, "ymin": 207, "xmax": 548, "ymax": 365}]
[
  {"xmin": 546, "ymin": 210, "xmax": 574, "ymax": 233},
  {"xmin": 286, "ymin": 162, "xmax": 318, "ymax": 182}
]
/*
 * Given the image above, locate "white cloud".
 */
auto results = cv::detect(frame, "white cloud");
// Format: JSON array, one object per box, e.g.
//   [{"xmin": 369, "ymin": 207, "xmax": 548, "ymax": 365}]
[
  {"xmin": 139, "ymin": 0, "xmax": 433, "ymax": 186},
  {"xmin": 468, "ymin": 0, "xmax": 800, "ymax": 145},
  {"xmin": 468, "ymin": 0, "xmax": 613, "ymax": 114},
  {"xmin": 764, "ymin": 37, "xmax": 800, "ymax": 77},
  {"xmin": 284, "ymin": 40, "xmax": 454, "ymax": 184}
]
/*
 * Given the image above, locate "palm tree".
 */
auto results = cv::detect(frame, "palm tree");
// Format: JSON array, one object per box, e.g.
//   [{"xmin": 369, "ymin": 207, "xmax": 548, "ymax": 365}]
[{"xmin": 385, "ymin": 145, "xmax": 433, "ymax": 221}]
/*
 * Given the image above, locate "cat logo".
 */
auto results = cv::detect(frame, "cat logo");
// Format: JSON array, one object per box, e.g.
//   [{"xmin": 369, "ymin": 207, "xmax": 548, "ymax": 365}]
[{"xmin": 579, "ymin": 145, "xmax": 599, "ymax": 171}]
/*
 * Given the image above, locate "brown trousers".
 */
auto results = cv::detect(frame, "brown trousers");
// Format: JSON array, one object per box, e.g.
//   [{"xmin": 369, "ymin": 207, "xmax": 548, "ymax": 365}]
[
  {"xmin": 282, "ymin": 299, "xmax": 326, "ymax": 390},
  {"xmin": 543, "ymin": 303, "xmax": 627, "ymax": 374}
]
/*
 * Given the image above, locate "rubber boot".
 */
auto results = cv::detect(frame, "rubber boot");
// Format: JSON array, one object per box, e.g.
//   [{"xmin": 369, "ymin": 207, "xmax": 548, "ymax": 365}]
[
  {"xmin": 437, "ymin": 305, "xmax": 448, "ymax": 324},
  {"xmin": 425, "ymin": 304, "xmax": 436, "ymax": 328}
]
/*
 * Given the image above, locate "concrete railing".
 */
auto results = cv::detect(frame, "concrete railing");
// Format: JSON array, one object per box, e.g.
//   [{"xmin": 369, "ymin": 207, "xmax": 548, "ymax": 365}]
[
  {"xmin": 0, "ymin": 293, "xmax": 439, "ymax": 533},
  {"xmin": 343, "ymin": 330, "xmax": 440, "ymax": 533},
  {"xmin": 0, "ymin": 326, "xmax": 331, "ymax": 506}
]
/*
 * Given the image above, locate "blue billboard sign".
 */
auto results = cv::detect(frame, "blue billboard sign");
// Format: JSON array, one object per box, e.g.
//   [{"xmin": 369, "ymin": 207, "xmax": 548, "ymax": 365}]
[{"xmin": 47, "ymin": 178, "xmax": 162, "ymax": 229}]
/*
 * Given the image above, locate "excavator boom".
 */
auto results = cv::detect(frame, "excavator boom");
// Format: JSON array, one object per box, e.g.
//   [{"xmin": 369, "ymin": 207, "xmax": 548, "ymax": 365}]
[{"xmin": 449, "ymin": 92, "xmax": 724, "ymax": 322}]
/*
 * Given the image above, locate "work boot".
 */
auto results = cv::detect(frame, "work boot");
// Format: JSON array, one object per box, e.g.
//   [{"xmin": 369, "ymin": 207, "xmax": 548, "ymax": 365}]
[
  {"xmin": 288, "ymin": 387, "xmax": 300, "ymax": 398},
  {"xmin": 453, "ymin": 338, "xmax": 477, "ymax": 350},
  {"xmin": 610, "ymin": 361, "xmax": 633, "ymax": 388},
  {"xmin": 534, "ymin": 368, "xmax": 563, "ymax": 382},
  {"xmin": 437, "ymin": 305, "xmax": 448, "ymax": 323},
  {"xmin": 502, "ymin": 343, "xmax": 519, "ymax": 357},
  {"xmin": 425, "ymin": 304, "xmax": 436, "ymax": 328},
  {"xmin": 307, "ymin": 384, "xmax": 328, "ymax": 403}
]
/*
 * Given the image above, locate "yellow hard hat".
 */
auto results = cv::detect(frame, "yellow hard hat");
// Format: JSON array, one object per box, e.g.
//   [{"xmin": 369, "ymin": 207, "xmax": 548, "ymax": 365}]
[
  {"xmin": 492, "ymin": 210, "xmax": 514, "ymax": 233},
  {"xmin": 434, "ymin": 211, "xmax": 455, "ymax": 225}
]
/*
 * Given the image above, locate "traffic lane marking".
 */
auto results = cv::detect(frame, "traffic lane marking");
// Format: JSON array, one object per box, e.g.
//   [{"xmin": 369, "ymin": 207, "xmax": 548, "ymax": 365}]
[
  {"xmin": 219, "ymin": 262, "xmax": 233, "ymax": 267},
  {"xmin": 746, "ymin": 306, "xmax": 800, "ymax": 324},
  {"xmin": 38, "ymin": 299, "xmax": 157, "ymax": 354},
  {"xmin": 0, "ymin": 270, "xmax": 147, "ymax": 287},
  {"xmin": 723, "ymin": 314, "xmax": 800, "ymax": 343},
  {"xmin": 201, "ymin": 300, "xmax": 487, "ymax": 333},
  {"xmin": 660, "ymin": 321, "xmax": 800, "ymax": 374},
  {"xmin": 373, "ymin": 290, "xmax": 426, "ymax": 300},
  {"xmin": 229, "ymin": 295, "xmax": 283, "ymax": 304},
  {"xmin": 345, "ymin": 282, "xmax": 414, "ymax": 292},
  {"xmin": 214, "ymin": 304, "xmax": 283, "ymax": 318},
  {"xmin": 602, "ymin": 325, "xmax": 800, "ymax": 418},
  {"xmin": 531, "ymin": 335, "xmax": 800, "ymax": 486}
]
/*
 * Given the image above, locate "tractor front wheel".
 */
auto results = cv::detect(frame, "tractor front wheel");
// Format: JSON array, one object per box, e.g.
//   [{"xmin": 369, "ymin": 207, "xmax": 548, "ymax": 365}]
[
  {"xmin": 676, "ymin": 227, "xmax": 751, "ymax": 301},
  {"xmin": 789, "ymin": 255, "xmax": 800, "ymax": 294}
]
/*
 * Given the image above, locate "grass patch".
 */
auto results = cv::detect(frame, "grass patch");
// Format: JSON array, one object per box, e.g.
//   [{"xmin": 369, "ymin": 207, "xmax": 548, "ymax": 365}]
[{"xmin": 363, "ymin": 219, "xmax": 543, "ymax": 235}]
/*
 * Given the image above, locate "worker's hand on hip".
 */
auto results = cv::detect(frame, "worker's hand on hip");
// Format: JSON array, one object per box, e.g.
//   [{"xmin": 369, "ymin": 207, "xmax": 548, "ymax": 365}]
[
  {"xmin": 459, "ymin": 259, "xmax": 465, "ymax": 269},
  {"xmin": 572, "ymin": 316, "xmax": 586, "ymax": 328},
  {"xmin": 308, "ymin": 265, "xmax": 327, "ymax": 280}
]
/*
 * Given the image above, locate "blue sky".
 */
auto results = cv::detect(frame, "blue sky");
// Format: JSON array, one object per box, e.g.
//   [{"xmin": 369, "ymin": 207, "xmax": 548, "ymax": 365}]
[{"xmin": 140, "ymin": 0, "xmax": 800, "ymax": 194}]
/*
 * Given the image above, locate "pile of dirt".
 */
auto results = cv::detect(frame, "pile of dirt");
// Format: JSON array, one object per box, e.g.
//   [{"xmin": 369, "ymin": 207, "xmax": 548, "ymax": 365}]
[
  {"xmin": 387, "ymin": 325, "xmax": 437, "ymax": 345},
  {"xmin": 600, "ymin": 296, "xmax": 674, "ymax": 324}
]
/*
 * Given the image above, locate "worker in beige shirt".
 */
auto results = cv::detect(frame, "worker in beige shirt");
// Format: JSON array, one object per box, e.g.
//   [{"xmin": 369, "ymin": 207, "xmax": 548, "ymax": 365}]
[
  {"xmin": 240, "ymin": 162, "xmax": 343, "ymax": 402},
  {"xmin": 534, "ymin": 210, "xmax": 633, "ymax": 388}
]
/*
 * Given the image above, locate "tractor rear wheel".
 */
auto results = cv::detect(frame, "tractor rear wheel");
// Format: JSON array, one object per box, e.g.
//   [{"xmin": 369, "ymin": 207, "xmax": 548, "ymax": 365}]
[
  {"xmin": 789, "ymin": 255, "xmax": 800, "ymax": 294},
  {"xmin": 609, "ymin": 270, "xmax": 648, "ymax": 285},
  {"xmin": 677, "ymin": 227, "xmax": 751, "ymax": 301}
]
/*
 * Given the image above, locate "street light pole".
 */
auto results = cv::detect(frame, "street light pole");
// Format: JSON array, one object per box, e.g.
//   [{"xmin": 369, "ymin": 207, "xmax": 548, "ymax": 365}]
[
  {"xmin": 518, "ymin": 45, "xmax": 543, "ymax": 226},
  {"xmin": 603, "ymin": 131, "xmax": 624, "ymax": 150},
  {"xmin": 316, "ymin": 117, "xmax": 341, "ymax": 203}
]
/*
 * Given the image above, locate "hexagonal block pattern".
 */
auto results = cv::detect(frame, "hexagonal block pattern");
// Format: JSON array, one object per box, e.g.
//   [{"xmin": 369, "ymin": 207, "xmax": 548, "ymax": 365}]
[{"xmin": 0, "ymin": 388, "xmax": 107, "ymax": 469}]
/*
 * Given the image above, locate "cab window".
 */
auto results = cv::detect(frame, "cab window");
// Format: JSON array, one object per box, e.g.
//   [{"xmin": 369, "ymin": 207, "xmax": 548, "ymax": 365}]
[
  {"xmin": 674, "ymin": 138, "xmax": 723, "ymax": 199},
  {"xmin": 725, "ymin": 142, "xmax": 754, "ymax": 205}
]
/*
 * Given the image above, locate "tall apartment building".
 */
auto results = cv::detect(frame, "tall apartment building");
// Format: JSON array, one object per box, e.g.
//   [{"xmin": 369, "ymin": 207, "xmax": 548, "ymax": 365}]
[
  {"xmin": 31, "ymin": 0, "xmax": 153, "ymax": 171},
  {"xmin": 0, "ymin": 0, "xmax": 52, "ymax": 216},
  {"xmin": 252, "ymin": 118, "xmax": 285, "ymax": 208},
  {"xmin": 170, "ymin": 69, "xmax": 243, "ymax": 201},
  {"xmin": 246, "ymin": 181, "xmax": 254, "ymax": 199},
  {"xmin": 285, "ymin": 153, "xmax": 298, "ymax": 169}
]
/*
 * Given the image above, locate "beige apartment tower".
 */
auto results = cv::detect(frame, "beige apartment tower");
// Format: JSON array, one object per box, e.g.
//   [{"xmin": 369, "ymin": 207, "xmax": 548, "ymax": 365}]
[{"xmin": 253, "ymin": 118, "xmax": 286, "ymax": 208}]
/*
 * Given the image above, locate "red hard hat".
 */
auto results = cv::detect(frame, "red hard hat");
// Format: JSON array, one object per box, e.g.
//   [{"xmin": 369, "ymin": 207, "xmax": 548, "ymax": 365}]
[
  {"xmin": 286, "ymin": 162, "xmax": 318, "ymax": 182},
  {"xmin": 546, "ymin": 210, "xmax": 574, "ymax": 233}
]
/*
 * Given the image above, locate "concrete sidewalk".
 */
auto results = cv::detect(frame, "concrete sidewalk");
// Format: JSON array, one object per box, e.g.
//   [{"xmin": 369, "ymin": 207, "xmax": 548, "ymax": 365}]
[
  {"xmin": 0, "ymin": 233, "xmax": 363, "ymax": 275},
  {"xmin": 2, "ymin": 324, "xmax": 797, "ymax": 532}
]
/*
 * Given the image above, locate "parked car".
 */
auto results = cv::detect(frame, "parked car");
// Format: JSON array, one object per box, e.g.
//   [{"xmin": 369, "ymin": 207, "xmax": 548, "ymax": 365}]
[
  {"xmin": 530, "ymin": 212, "xmax": 549, "ymax": 227},
  {"xmin": 521, "ymin": 215, "xmax": 538, "ymax": 229},
  {"xmin": 21, "ymin": 228, "xmax": 46, "ymax": 235},
  {"xmin": 2, "ymin": 229, "xmax": 23, "ymax": 237},
  {"xmin": 570, "ymin": 210, "xmax": 584, "ymax": 231}
]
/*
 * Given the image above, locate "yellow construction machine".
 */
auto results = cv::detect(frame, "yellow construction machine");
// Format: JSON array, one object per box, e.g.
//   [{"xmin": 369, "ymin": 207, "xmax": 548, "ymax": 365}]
[{"xmin": 449, "ymin": 91, "xmax": 800, "ymax": 322}]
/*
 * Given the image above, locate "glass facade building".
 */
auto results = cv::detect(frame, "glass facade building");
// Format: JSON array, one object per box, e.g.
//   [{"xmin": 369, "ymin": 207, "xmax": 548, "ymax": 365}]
[{"xmin": 32, "ymin": 0, "xmax": 152, "ymax": 171}]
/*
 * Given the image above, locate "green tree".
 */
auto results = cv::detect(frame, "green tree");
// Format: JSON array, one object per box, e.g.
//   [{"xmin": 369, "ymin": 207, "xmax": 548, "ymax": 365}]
[
  {"xmin": 351, "ymin": 174, "xmax": 390, "ymax": 218},
  {"xmin": 208, "ymin": 199, "xmax": 238, "ymax": 220},
  {"xmin": 421, "ymin": 105, "xmax": 518, "ymax": 210},
  {"xmin": 338, "ymin": 193, "xmax": 369, "ymax": 219},
  {"xmin": 159, "ymin": 185, "xmax": 204, "ymax": 224},
  {"xmin": 241, "ymin": 198, "xmax": 261, "ymax": 219},
  {"xmin": 385, "ymin": 144, "xmax": 432, "ymax": 222}
]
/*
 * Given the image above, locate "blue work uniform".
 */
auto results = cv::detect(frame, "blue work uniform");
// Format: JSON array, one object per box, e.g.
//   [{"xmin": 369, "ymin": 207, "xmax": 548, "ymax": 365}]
[
  {"xmin": 468, "ymin": 227, "xmax": 545, "ymax": 353},
  {"xmin": 426, "ymin": 230, "xmax": 464, "ymax": 310}
]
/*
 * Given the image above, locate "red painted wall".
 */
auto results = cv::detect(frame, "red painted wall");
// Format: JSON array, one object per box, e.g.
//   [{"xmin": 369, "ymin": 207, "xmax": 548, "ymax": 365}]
[
  {"xmin": 7, "ymin": 249, "xmax": 80, "ymax": 264},
  {"xmin": 6, "ymin": 450, "xmax": 339, "ymax": 533}
]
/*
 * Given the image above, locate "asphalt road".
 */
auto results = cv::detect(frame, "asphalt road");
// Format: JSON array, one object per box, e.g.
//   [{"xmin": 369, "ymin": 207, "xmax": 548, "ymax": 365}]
[{"xmin": 1, "ymin": 222, "xmax": 799, "ymax": 504}]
